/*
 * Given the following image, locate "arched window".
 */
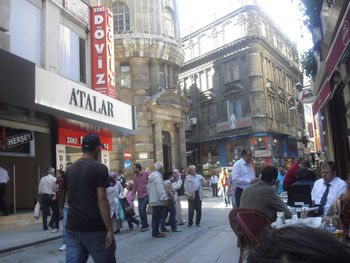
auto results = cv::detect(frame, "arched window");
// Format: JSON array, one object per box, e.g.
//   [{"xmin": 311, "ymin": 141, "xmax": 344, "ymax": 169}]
[
  {"xmin": 112, "ymin": 2, "xmax": 130, "ymax": 33},
  {"xmin": 163, "ymin": 8, "xmax": 175, "ymax": 38}
]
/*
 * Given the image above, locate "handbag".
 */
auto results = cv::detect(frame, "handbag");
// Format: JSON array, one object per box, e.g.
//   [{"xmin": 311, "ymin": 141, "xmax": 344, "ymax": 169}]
[
  {"xmin": 115, "ymin": 198, "xmax": 125, "ymax": 220},
  {"xmin": 124, "ymin": 206, "xmax": 136, "ymax": 219},
  {"xmin": 34, "ymin": 201, "xmax": 40, "ymax": 219}
]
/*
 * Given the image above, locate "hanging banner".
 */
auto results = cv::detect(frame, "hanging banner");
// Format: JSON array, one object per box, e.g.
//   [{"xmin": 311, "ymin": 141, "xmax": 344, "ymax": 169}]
[
  {"xmin": 90, "ymin": 5, "xmax": 116, "ymax": 98},
  {"xmin": 101, "ymin": 150, "xmax": 110, "ymax": 171}
]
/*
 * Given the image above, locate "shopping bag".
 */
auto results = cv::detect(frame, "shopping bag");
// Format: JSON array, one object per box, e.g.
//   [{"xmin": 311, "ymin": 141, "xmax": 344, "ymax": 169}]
[
  {"xmin": 115, "ymin": 198, "xmax": 125, "ymax": 220},
  {"xmin": 34, "ymin": 202, "xmax": 40, "ymax": 219}
]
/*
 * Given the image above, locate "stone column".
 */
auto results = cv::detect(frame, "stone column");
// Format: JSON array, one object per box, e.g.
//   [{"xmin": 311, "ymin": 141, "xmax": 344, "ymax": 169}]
[
  {"xmin": 170, "ymin": 128, "xmax": 176, "ymax": 169},
  {"xmin": 178, "ymin": 121, "xmax": 187, "ymax": 169},
  {"xmin": 154, "ymin": 120, "xmax": 164, "ymax": 164}
]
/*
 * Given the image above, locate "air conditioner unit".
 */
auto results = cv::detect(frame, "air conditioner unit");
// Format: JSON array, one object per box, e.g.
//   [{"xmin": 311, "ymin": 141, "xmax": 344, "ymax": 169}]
[{"xmin": 189, "ymin": 117, "xmax": 197, "ymax": 125}]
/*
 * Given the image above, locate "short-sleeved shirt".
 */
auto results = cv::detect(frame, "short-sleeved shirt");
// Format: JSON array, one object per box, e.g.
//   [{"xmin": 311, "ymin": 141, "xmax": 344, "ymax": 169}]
[{"xmin": 65, "ymin": 158, "xmax": 109, "ymax": 232}]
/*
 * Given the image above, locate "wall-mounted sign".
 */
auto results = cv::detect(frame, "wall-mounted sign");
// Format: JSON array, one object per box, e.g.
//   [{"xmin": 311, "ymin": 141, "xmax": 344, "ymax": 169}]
[
  {"xmin": 35, "ymin": 67, "xmax": 134, "ymax": 131},
  {"xmin": 0, "ymin": 127, "xmax": 34, "ymax": 156},
  {"xmin": 216, "ymin": 116, "xmax": 251, "ymax": 133},
  {"xmin": 6, "ymin": 131, "xmax": 33, "ymax": 149},
  {"xmin": 58, "ymin": 118, "xmax": 113, "ymax": 151},
  {"xmin": 139, "ymin": 152, "xmax": 148, "ymax": 159},
  {"xmin": 101, "ymin": 150, "xmax": 110, "ymax": 171},
  {"xmin": 90, "ymin": 6, "xmax": 115, "ymax": 98}
]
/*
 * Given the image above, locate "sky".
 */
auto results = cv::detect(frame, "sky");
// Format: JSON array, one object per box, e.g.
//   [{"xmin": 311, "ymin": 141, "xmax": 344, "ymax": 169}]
[{"xmin": 177, "ymin": 0, "xmax": 313, "ymax": 54}]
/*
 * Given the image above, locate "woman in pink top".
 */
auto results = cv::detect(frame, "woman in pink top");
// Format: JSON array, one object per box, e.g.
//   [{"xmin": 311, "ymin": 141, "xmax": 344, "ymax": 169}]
[{"xmin": 126, "ymin": 183, "xmax": 140, "ymax": 230}]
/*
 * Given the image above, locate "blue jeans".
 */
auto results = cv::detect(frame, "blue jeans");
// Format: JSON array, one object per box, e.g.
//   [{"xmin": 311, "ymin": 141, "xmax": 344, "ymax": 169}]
[
  {"xmin": 127, "ymin": 216, "xmax": 140, "ymax": 229},
  {"xmin": 152, "ymin": 206, "xmax": 163, "ymax": 236},
  {"xmin": 66, "ymin": 230, "xmax": 116, "ymax": 263},
  {"xmin": 138, "ymin": 196, "xmax": 149, "ymax": 228},
  {"xmin": 62, "ymin": 207, "xmax": 68, "ymax": 245},
  {"xmin": 163, "ymin": 199, "xmax": 177, "ymax": 231}
]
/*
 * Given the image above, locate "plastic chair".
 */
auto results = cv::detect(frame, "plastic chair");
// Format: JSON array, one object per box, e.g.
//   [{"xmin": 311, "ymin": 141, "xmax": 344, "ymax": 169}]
[{"xmin": 228, "ymin": 208, "xmax": 271, "ymax": 263}]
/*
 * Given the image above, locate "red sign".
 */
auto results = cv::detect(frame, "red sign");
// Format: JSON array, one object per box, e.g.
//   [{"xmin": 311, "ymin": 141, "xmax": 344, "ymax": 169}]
[
  {"xmin": 312, "ymin": 80, "xmax": 331, "ymax": 116},
  {"xmin": 308, "ymin": 122, "xmax": 314, "ymax": 138},
  {"xmin": 124, "ymin": 150, "xmax": 131, "ymax": 160},
  {"xmin": 58, "ymin": 118, "xmax": 113, "ymax": 151},
  {"xmin": 326, "ymin": 4, "xmax": 350, "ymax": 77},
  {"xmin": 90, "ymin": 6, "xmax": 115, "ymax": 98}
]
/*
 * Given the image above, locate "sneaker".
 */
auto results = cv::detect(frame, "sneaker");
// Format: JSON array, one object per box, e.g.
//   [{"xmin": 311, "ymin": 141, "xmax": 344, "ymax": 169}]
[
  {"xmin": 140, "ymin": 226, "xmax": 149, "ymax": 231},
  {"xmin": 152, "ymin": 233, "xmax": 166, "ymax": 238},
  {"xmin": 51, "ymin": 229, "xmax": 58, "ymax": 233},
  {"xmin": 59, "ymin": 244, "xmax": 66, "ymax": 251}
]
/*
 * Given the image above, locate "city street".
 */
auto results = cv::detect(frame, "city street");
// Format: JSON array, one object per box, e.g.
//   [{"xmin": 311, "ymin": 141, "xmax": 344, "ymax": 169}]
[{"xmin": 0, "ymin": 189, "xmax": 239, "ymax": 263}]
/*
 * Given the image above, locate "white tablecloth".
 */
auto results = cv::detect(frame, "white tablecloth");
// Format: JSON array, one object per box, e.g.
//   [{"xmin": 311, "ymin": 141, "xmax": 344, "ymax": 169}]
[{"xmin": 272, "ymin": 217, "xmax": 322, "ymax": 229}]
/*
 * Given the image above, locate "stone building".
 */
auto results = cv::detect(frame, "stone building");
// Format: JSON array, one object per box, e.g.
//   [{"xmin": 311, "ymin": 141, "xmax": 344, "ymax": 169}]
[
  {"xmin": 99, "ymin": 0, "xmax": 187, "ymax": 172},
  {"xmin": 179, "ymin": 1, "xmax": 304, "ymax": 176}
]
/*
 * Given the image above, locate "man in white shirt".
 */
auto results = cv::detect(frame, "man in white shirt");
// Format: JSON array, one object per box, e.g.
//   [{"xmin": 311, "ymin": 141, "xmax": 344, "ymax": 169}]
[
  {"xmin": 228, "ymin": 148, "xmax": 259, "ymax": 207},
  {"xmin": 0, "ymin": 163, "xmax": 10, "ymax": 216},
  {"xmin": 210, "ymin": 174, "xmax": 219, "ymax": 197},
  {"xmin": 312, "ymin": 161, "xmax": 347, "ymax": 215},
  {"xmin": 38, "ymin": 167, "xmax": 59, "ymax": 232}
]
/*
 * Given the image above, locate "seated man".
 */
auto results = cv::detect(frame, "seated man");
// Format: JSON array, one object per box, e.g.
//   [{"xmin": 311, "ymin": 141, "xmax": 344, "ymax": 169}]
[
  {"xmin": 240, "ymin": 166, "xmax": 291, "ymax": 221},
  {"xmin": 311, "ymin": 161, "xmax": 347, "ymax": 215},
  {"xmin": 292, "ymin": 168, "xmax": 316, "ymax": 190}
]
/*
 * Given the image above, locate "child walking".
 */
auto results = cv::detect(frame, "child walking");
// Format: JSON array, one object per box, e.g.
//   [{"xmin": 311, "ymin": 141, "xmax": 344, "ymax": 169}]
[{"xmin": 126, "ymin": 183, "xmax": 140, "ymax": 230}]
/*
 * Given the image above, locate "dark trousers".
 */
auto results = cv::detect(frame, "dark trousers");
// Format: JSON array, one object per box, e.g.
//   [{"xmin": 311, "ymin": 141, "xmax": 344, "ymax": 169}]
[
  {"xmin": 211, "ymin": 183, "xmax": 218, "ymax": 197},
  {"xmin": 235, "ymin": 187, "xmax": 243, "ymax": 208},
  {"xmin": 41, "ymin": 194, "xmax": 59, "ymax": 230},
  {"xmin": 152, "ymin": 206, "xmax": 163, "ymax": 236},
  {"xmin": 188, "ymin": 190, "xmax": 202, "ymax": 225},
  {"xmin": 127, "ymin": 216, "xmax": 140, "ymax": 229},
  {"xmin": 161, "ymin": 199, "xmax": 177, "ymax": 231},
  {"xmin": 0, "ymin": 183, "xmax": 9, "ymax": 215},
  {"xmin": 138, "ymin": 196, "xmax": 149, "ymax": 228}
]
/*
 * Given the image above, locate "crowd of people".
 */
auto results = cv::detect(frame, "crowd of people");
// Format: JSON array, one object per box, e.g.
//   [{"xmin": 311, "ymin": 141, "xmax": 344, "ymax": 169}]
[{"xmin": 34, "ymin": 133, "xmax": 350, "ymax": 261}]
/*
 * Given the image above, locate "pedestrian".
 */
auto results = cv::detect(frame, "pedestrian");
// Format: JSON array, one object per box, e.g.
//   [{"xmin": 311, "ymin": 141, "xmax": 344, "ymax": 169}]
[
  {"xmin": 210, "ymin": 174, "xmax": 219, "ymax": 197},
  {"xmin": 147, "ymin": 162, "xmax": 168, "ymax": 238},
  {"xmin": 227, "ymin": 148, "xmax": 259, "ymax": 208},
  {"xmin": 161, "ymin": 169, "xmax": 181, "ymax": 233},
  {"xmin": 38, "ymin": 167, "xmax": 59, "ymax": 232},
  {"xmin": 65, "ymin": 133, "xmax": 116, "ymax": 263},
  {"xmin": 220, "ymin": 168, "xmax": 231, "ymax": 207},
  {"xmin": 172, "ymin": 169, "xmax": 185, "ymax": 225},
  {"xmin": 58, "ymin": 163, "xmax": 72, "ymax": 251},
  {"xmin": 184, "ymin": 165, "xmax": 205, "ymax": 227},
  {"xmin": 0, "ymin": 163, "xmax": 10, "ymax": 216},
  {"xmin": 106, "ymin": 172, "xmax": 124, "ymax": 233},
  {"xmin": 276, "ymin": 167, "xmax": 286, "ymax": 194},
  {"xmin": 125, "ymin": 183, "xmax": 140, "ymax": 230},
  {"xmin": 283, "ymin": 159, "xmax": 311, "ymax": 190},
  {"xmin": 49, "ymin": 169, "xmax": 64, "ymax": 229},
  {"xmin": 117, "ymin": 169, "xmax": 126, "ymax": 188},
  {"xmin": 131, "ymin": 163, "xmax": 150, "ymax": 231}
]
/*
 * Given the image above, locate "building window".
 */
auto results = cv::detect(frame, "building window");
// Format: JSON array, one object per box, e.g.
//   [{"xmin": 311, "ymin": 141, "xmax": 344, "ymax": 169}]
[
  {"xmin": 10, "ymin": 0, "xmax": 41, "ymax": 64},
  {"xmin": 60, "ymin": 24, "xmax": 86, "ymax": 83},
  {"xmin": 273, "ymin": 34, "xmax": 278, "ymax": 48},
  {"xmin": 120, "ymin": 63, "xmax": 131, "ymax": 88},
  {"xmin": 261, "ymin": 22, "xmax": 266, "ymax": 38},
  {"xmin": 227, "ymin": 97, "xmax": 243, "ymax": 119},
  {"xmin": 112, "ymin": 2, "xmax": 130, "ymax": 33},
  {"xmin": 163, "ymin": 8, "xmax": 175, "ymax": 38}
]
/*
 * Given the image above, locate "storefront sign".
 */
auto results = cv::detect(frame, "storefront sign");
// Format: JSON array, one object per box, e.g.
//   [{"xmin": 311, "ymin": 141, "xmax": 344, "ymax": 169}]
[
  {"xmin": 254, "ymin": 149, "xmax": 271, "ymax": 157},
  {"xmin": 64, "ymin": 0, "xmax": 89, "ymax": 24},
  {"xmin": 56, "ymin": 144, "xmax": 67, "ymax": 171},
  {"xmin": 6, "ymin": 131, "xmax": 33, "ymax": 149},
  {"xmin": 90, "ymin": 6, "xmax": 115, "ymax": 98},
  {"xmin": 216, "ymin": 116, "xmax": 251, "ymax": 133},
  {"xmin": 312, "ymin": 80, "xmax": 331, "ymax": 116},
  {"xmin": 326, "ymin": 4, "xmax": 350, "ymax": 77},
  {"xmin": 35, "ymin": 66, "xmax": 134, "ymax": 132},
  {"xmin": 58, "ymin": 118, "xmax": 113, "ymax": 151}
]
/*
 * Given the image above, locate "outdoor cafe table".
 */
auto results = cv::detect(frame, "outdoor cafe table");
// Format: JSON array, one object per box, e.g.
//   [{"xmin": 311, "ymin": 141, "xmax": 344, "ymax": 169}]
[{"xmin": 271, "ymin": 217, "xmax": 322, "ymax": 229}]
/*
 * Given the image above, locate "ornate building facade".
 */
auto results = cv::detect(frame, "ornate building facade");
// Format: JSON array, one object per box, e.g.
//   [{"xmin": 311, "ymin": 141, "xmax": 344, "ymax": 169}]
[
  {"xmin": 179, "ymin": 2, "xmax": 304, "ymax": 176},
  {"xmin": 99, "ymin": 0, "xmax": 187, "ymax": 172}
]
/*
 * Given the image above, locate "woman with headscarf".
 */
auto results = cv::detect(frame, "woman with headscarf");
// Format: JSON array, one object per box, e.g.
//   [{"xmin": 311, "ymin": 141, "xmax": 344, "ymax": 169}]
[
  {"xmin": 106, "ymin": 172, "xmax": 124, "ymax": 233},
  {"xmin": 172, "ymin": 169, "xmax": 186, "ymax": 225}
]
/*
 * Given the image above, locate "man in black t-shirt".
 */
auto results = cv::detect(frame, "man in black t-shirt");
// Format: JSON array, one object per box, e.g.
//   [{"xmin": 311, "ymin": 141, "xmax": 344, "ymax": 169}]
[{"xmin": 65, "ymin": 133, "xmax": 116, "ymax": 263}]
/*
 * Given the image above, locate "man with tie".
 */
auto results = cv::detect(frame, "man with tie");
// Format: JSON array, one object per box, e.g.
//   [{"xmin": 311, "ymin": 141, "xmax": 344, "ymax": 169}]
[
  {"xmin": 227, "ymin": 148, "xmax": 259, "ymax": 207},
  {"xmin": 311, "ymin": 161, "xmax": 347, "ymax": 215}
]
